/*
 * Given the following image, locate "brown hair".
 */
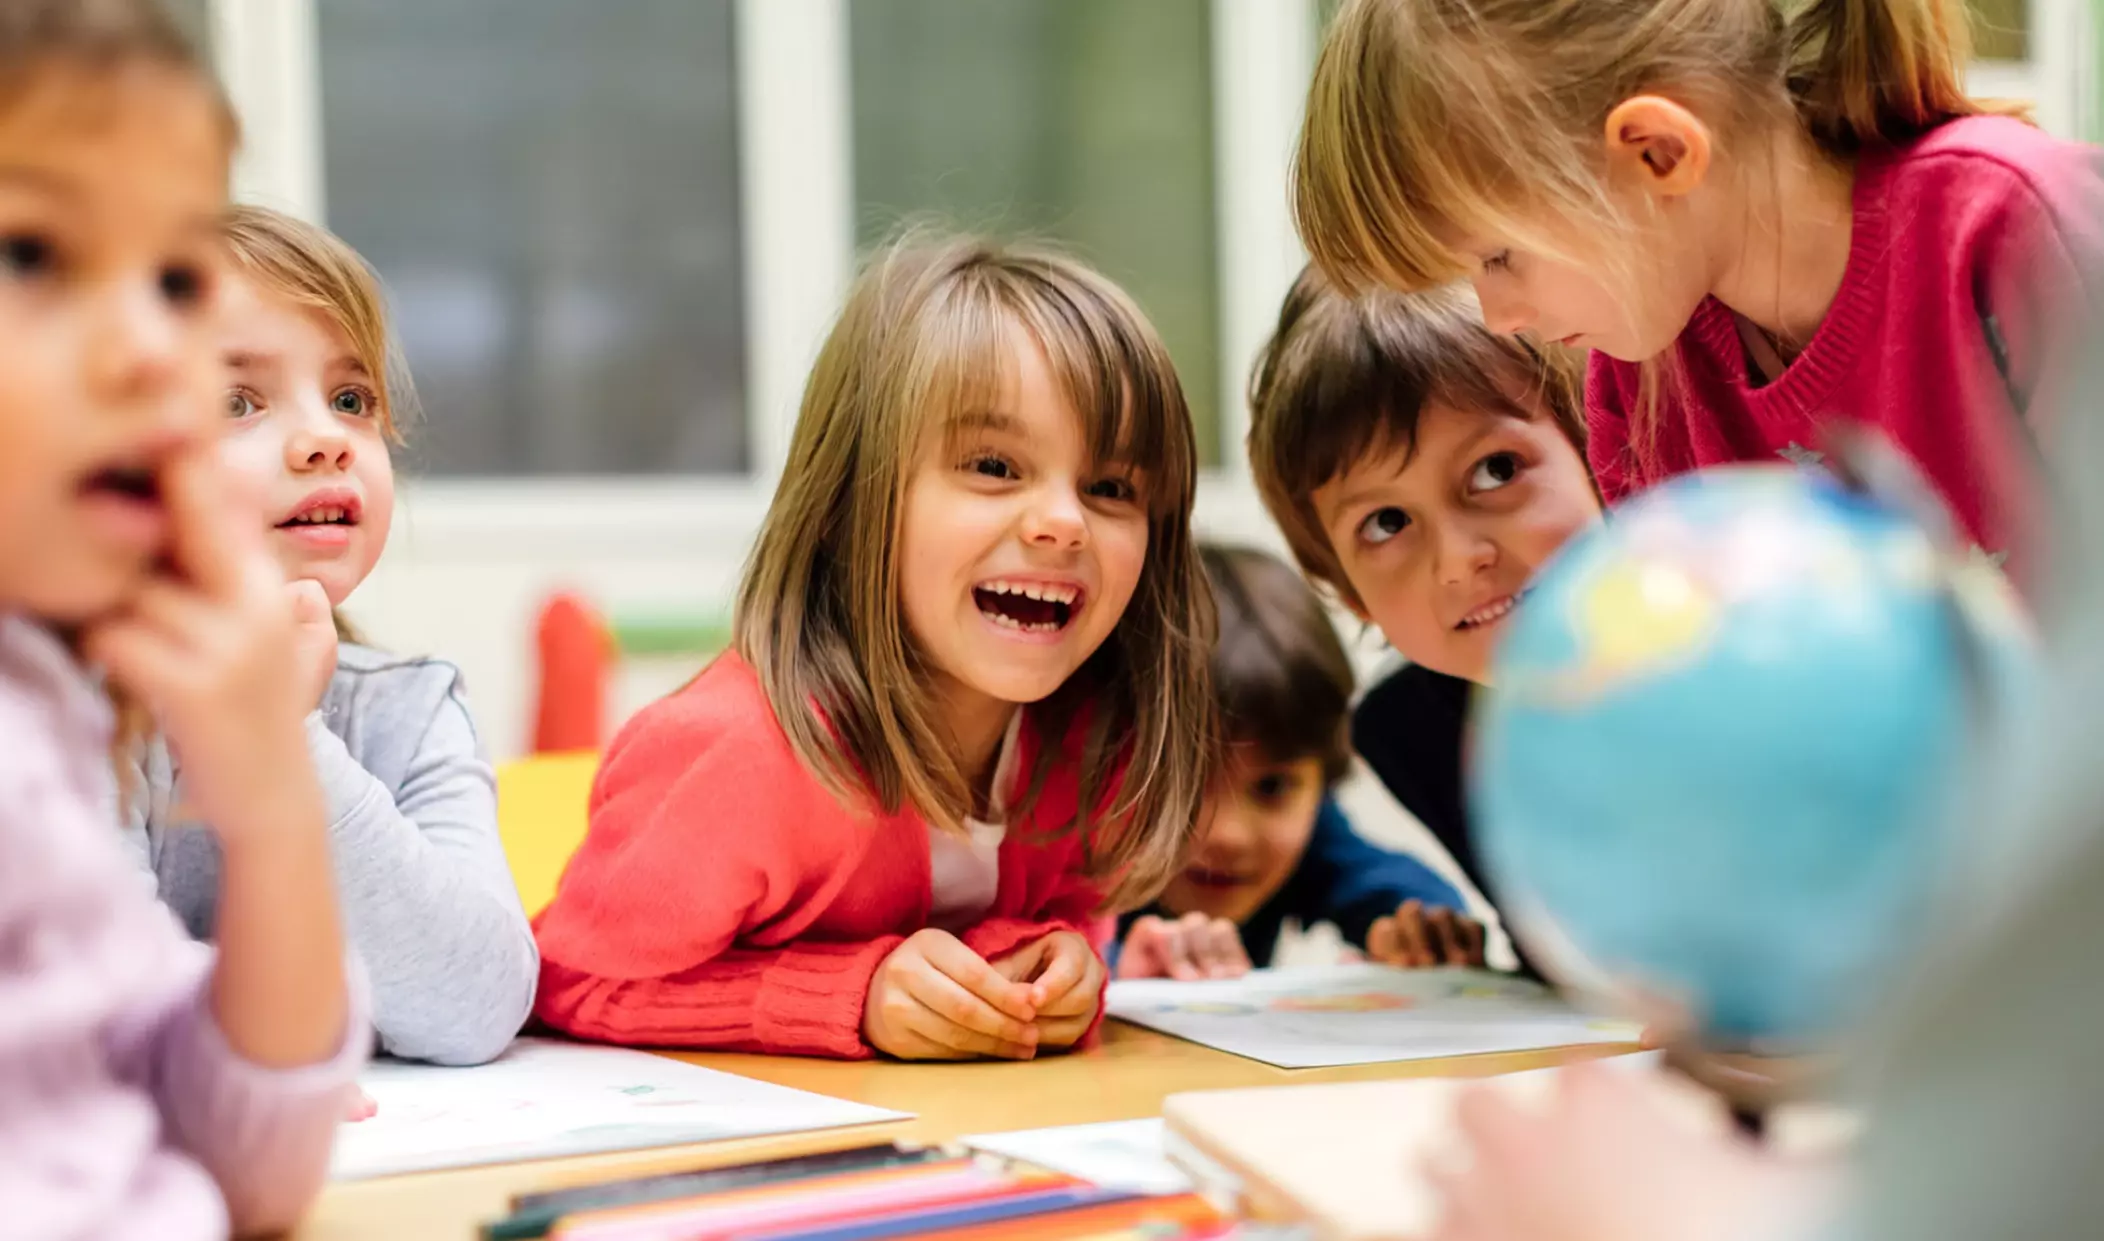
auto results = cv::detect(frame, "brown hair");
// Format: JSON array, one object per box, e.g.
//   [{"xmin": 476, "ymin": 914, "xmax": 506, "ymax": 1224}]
[
  {"xmin": 1202, "ymin": 544, "xmax": 1355, "ymax": 786},
  {"xmin": 1247, "ymin": 265, "xmax": 1584, "ymax": 611},
  {"xmin": 1293, "ymin": 0, "xmax": 2026, "ymax": 464},
  {"xmin": 0, "ymin": 0, "xmax": 232, "ymax": 133},
  {"xmin": 733, "ymin": 233, "xmax": 1216, "ymax": 907}
]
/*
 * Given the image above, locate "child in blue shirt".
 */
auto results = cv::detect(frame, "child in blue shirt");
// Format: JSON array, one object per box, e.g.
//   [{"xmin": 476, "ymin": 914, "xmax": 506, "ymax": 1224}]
[{"xmin": 1116, "ymin": 544, "xmax": 1478, "ymax": 979}]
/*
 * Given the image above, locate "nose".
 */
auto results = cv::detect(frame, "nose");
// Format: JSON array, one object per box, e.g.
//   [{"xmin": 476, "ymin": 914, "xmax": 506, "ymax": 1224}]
[
  {"xmin": 1471, "ymin": 275, "xmax": 1535, "ymax": 337},
  {"xmin": 286, "ymin": 404, "xmax": 357, "ymax": 473},
  {"xmin": 1198, "ymin": 792, "xmax": 1257, "ymax": 859},
  {"xmin": 1431, "ymin": 514, "xmax": 1496, "ymax": 587},
  {"xmin": 86, "ymin": 280, "xmax": 199, "ymax": 432},
  {"xmin": 1020, "ymin": 482, "xmax": 1088, "ymax": 550}
]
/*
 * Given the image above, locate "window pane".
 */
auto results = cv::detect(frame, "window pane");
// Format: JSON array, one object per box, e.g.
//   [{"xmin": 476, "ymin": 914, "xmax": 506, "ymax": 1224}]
[
  {"xmin": 162, "ymin": 0, "xmax": 211, "ymax": 59},
  {"xmin": 1969, "ymin": 0, "xmax": 2028, "ymax": 62},
  {"xmin": 317, "ymin": 0, "xmax": 747, "ymax": 476},
  {"xmin": 850, "ymin": 0, "xmax": 1223, "ymax": 465}
]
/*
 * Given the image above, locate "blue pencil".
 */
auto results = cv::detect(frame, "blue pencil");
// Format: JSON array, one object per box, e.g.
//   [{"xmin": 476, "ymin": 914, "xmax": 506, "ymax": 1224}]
[{"xmin": 731, "ymin": 1184, "xmax": 1141, "ymax": 1241}]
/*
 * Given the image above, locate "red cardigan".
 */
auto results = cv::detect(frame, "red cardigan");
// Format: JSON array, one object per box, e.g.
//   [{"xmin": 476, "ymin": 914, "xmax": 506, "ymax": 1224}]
[
  {"xmin": 532, "ymin": 652, "xmax": 1110, "ymax": 1059},
  {"xmin": 1589, "ymin": 116, "xmax": 2104, "ymax": 582}
]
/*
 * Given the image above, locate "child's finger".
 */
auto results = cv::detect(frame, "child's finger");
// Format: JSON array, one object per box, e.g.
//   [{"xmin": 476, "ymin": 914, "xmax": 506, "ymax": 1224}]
[
  {"xmin": 1459, "ymin": 916, "xmax": 1488, "ymax": 966},
  {"xmin": 1194, "ymin": 919, "xmax": 1249, "ymax": 978},
  {"xmin": 921, "ymin": 932, "xmax": 1038, "ymax": 1023},
  {"xmin": 82, "ymin": 616, "xmax": 197, "ymax": 702},
  {"xmin": 1367, "ymin": 916, "xmax": 1401, "ymax": 963},
  {"xmin": 161, "ymin": 447, "xmax": 272, "ymax": 598},
  {"xmin": 1429, "ymin": 907, "xmax": 1472, "ymax": 966},
  {"xmin": 1029, "ymin": 936, "xmax": 1093, "ymax": 1006},
  {"xmin": 901, "ymin": 999, "xmax": 1037, "ymax": 1060},
  {"xmin": 1396, "ymin": 900, "xmax": 1433, "ymax": 967},
  {"xmin": 901, "ymin": 960, "xmax": 1040, "ymax": 1046}
]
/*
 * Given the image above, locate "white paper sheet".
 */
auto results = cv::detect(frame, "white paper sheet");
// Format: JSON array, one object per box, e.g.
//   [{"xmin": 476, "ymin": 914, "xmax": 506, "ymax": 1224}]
[
  {"xmin": 1107, "ymin": 964, "xmax": 1640, "ymax": 1069},
  {"xmin": 961, "ymin": 1118, "xmax": 1192, "ymax": 1194},
  {"xmin": 329, "ymin": 1038, "xmax": 909, "ymax": 1181}
]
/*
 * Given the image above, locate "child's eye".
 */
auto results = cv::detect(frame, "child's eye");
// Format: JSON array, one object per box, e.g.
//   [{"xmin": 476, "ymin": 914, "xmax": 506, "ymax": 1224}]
[
  {"xmin": 1358, "ymin": 506, "xmax": 1410, "ymax": 545},
  {"xmin": 1468, "ymin": 452, "xmax": 1523, "ymax": 493},
  {"xmin": 1248, "ymin": 772, "xmax": 1294, "ymax": 805},
  {"xmin": 1085, "ymin": 475, "xmax": 1138, "ymax": 504},
  {"xmin": 225, "ymin": 390, "xmax": 258, "ymax": 419},
  {"xmin": 158, "ymin": 262, "xmax": 206, "ymax": 308},
  {"xmin": 963, "ymin": 453, "xmax": 1017, "ymax": 480},
  {"xmin": 1482, "ymin": 250, "xmax": 1513, "ymax": 274},
  {"xmin": 0, "ymin": 232, "xmax": 55, "ymax": 279},
  {"xmin": 332, "ymin": 387, "xmax": 374, "ymax": 417}
]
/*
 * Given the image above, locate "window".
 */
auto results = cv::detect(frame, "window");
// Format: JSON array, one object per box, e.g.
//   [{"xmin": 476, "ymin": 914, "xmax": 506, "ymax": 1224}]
[
  {"xmin": 849, "ymin": 0, "xmax": 1225, "ymax": 464},
  {"xmin": 315, "ymin": 0, "xmax": 747, "ymax": 476}
]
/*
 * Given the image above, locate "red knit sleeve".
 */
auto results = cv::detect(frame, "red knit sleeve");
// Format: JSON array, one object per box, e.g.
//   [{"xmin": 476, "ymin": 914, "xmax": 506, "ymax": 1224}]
[
  {"xmin": 1583, "ymin": 352, "xmax": 1640, "ymax": 504},
  {"xmin": 530, "ymin": 665, "xmax": 899, "ymax": 1058}
]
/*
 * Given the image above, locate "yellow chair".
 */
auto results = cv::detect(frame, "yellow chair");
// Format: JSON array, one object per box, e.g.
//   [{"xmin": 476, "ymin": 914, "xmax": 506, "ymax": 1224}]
[{"xmin": 496, "ymin": 750, "xmax": 600, "ymax": 918}]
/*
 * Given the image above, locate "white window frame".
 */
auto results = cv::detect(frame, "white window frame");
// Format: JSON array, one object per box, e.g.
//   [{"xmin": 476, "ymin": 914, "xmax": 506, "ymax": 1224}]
[{"xmin": 203, "ymin": 0, "xmax": 1328, "ymax": 564}]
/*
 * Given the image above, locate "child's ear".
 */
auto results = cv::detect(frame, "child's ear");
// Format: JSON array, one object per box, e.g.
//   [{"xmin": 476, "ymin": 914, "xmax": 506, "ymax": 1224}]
[{"xmin": 1602, "ymin": 95, "xmax": 1712, "ymax": 200}]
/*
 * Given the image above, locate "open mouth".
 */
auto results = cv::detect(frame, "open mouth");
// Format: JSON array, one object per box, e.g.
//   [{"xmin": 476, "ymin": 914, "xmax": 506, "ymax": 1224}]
[
  {"xmin": 1455, "ymin": 588, "xmax": 1528, "ymax": 632},
  {"xmin": 81, "ymin": 464, "xmax": 163, "ymax": 506},
  {"xmin": 973, "ymin": 579, "xmax": 1082, "ymax": 634},
  {"xmin": 1182, "ymin": 863, "xmax": 1254, "ymax": 890},
  {"xmin": 276, "ymin": 493, "xmax": 362, "ymax": 531}
]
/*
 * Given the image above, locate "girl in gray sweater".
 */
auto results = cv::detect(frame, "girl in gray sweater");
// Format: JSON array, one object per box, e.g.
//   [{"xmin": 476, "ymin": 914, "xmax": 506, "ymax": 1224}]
[{"xmin": 122, "ymin": 206, "xmax": 537, "ymax": 1066}]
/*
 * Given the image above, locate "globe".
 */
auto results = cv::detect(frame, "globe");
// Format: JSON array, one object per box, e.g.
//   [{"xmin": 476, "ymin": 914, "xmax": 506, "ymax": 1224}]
[{"xmin": 1471, "ymin": 461, "xmax": 2030, "ymax": 1052}]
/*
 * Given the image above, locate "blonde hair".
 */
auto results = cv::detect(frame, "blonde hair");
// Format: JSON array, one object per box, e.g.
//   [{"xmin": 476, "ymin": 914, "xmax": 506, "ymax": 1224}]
[
  {"xmin": 1248, "ymin": 267, "xmax": 1585, "ymax": 612},
  {"xmin": 113, "ymin": 206, "xmax": 403, "ymax": 792},
  {"xmin": 734, "ymin": 234, "xmax": 1216, "ymax": 907},
  {"xmin": 1294, "ymin": 0, "xmax": 2028, "ymax": 465},
  {"xmin": 222, "ymin": 205, "xmax": 413, "ymax": 445}
]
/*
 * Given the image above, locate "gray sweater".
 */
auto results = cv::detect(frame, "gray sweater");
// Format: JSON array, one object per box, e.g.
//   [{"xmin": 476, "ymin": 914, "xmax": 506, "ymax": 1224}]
[{"xmin": 123, "ymin": 643, "xmax": 538, "ymax": 1066}]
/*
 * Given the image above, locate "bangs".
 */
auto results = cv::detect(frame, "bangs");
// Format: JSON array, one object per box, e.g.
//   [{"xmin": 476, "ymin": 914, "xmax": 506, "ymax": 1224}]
[
  {"xmin": 912, "ymin": 256, "xmax": 1197, "ymax": 521},
  {"xmin": 1261, "ymin": 283, "xmax": 1544, "ymax": 504},
  {"xmin": 1296, "ymin": 0, "xmax": 1604, "ymax": 294}
]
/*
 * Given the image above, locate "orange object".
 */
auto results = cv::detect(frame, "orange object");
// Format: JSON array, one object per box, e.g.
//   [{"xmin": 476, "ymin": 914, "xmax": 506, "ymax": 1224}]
[{"xmin": 533, "ymin": 592, "xmax": 613, "ymax": 754}]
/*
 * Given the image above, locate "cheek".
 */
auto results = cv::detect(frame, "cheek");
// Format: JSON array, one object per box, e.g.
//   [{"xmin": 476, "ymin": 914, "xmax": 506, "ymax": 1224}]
[
  {"xmin": 1093, "ymin": 516, "xmax": 1149, "ymax": 605},
  {"xmin": 216, "ymin": 424, "xmax": 283, "ymax": 490},
  {"xmin": 357, "ymin": 441, "xmax": 397, "ymax": 543}
]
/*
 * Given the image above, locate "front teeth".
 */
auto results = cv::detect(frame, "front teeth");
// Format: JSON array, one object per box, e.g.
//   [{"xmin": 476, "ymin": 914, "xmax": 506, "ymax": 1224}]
[
  {"xmin": 1460, "ymin": 595, "xmax": 1518, "ymax": 629},
  {"xmin": 978, "ymin": 579, "xmax": 1079, "ymax": 605},
  {"xmin": 291, "ymin": 507, "xmax": 348, "ymax": 525}
]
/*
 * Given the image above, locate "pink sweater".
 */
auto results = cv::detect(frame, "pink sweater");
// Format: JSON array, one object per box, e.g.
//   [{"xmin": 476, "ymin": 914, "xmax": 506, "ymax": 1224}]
[
  {"xmin": 0, "ymin": 616, "xmax": 367, "ymax": 1241},
  {"xmin": 1588, "ymin": 116, "xmax": 2104, "ymax": 582}
]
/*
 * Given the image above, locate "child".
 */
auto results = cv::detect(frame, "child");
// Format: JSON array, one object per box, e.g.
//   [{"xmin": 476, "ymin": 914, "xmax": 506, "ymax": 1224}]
[
  {"xmin": 0, "ymin": 3, "xmax": 363, "ymax": 1236},
  {"xmin": 1116, "ymin": 543, "xmax": 1482, "ymax": 980},
  {"xmin": 531, "ymin": 235, "xmax": 1215, "ymax": 1061},
  {"xmin": 121, "ymin": 205, "xmax": 538, "ymax": 1067},
  {"xmin": 1247, "ymin": 266, "xmax": 1601, "ymax": 976},
  {"xmin": 1294, "ymin": 0, "xmax": 2104, "ymax": 582}
]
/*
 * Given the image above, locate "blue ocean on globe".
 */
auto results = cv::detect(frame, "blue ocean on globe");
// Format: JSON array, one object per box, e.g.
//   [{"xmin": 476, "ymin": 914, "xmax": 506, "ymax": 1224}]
[{"xmin": 1472, "ymin": 463, "xmax": 2031, "ymax": 1049}]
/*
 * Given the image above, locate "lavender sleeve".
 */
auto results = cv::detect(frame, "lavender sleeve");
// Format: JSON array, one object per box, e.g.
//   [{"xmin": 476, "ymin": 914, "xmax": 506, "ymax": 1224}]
[{"xmin": 105, "ymin": 937, "xmax": 370, "ymax": 1236}]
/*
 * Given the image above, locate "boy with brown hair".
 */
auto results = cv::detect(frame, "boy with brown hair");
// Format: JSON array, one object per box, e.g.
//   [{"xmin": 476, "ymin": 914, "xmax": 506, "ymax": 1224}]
[
  {"xmin": 1116, "ymin": 543, "xmax": 1480, "ymax": 979},
  {"xmin": 1247, "ymin": 266, "xmax": 1601, "ymax": 974}
]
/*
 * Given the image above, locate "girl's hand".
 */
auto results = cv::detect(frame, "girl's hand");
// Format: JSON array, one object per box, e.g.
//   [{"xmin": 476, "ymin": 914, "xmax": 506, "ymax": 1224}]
[
  {"xmin": 863, "ymin": 929, "xmax": 1041, "ymax": 1061},
  {"xmin": 288, "ymin": 578, "xmax": 338, "ymax": 713},
  {"xmin": 84, "ymin": 450, "xmax": 319, "ymax": 844},
  {"xmin": 1369, "ymin": 900, "xmax": 1487, "ymax": 968},
  {"xmin": 994, "ymin": 930, "xmax": 1104, "ymax": 1049},
  {"xmin": 1117, "ymin": 912, "xmax": 1251, "ymax": 981},
  {"xmin": 1427, "ymin": 1065, "xmax": 1804, "ymax": 1241}
]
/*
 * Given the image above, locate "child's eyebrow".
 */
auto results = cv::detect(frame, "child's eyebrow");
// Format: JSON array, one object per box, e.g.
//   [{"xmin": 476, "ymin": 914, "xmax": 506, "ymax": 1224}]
[
  {"xmin": 222, "ymin": 350, "xmax": 273, "ymax": 371},
  {"xmin": 330, "ymin": 355, "xmax": 372, "ymax": 378},
  {"xmin": 944, "ymin": 410, "xmax": 1023, "ymax": 436},
  {"xmin": 0, "ymin": 166, "xmax": 77, "ymax": 201}
]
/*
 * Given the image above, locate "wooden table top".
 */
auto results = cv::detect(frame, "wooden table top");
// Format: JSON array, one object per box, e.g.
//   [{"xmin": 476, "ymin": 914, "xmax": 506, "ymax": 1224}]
[{"xmin": 297, "ymin": 1023, "xmax": 1632, "ymax": 1241}]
